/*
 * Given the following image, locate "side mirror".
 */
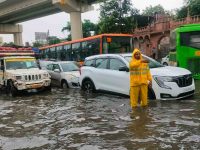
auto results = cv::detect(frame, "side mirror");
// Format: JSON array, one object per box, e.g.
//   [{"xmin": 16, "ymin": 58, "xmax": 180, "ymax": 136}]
[
  {"xmin": 119, "ymin": 66, "xmax": 129, "ymax": 72},
  {"xmin": 54, "ymin": 69, "xmax": 60, "ymax": 73}
]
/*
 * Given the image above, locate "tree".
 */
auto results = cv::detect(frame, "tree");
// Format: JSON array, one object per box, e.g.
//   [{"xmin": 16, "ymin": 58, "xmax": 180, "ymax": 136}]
[
  {"xmin": 142, "ymin": 4, "xmax": 165, "ymax": 16},
  {"xmin": 176, "ymin": 0, "xmax": 200, "ymax": 19},
  {"xmin": 32, "ymin": 41, "xmax": 44, "ymax": 47},
  {"xmin": 47, "ymin": 36, "xmax": 61, "ymax": 45},
  {"xmin": 98, "ymin": 0, "xmax": 139, "ymax": 33},
  {"xmin": 2, "ymin": 42, "xmax": 15, "ymax": 46},
  {"xmin": 62, "ymin": 20, "xmax": 98, "ymax": 40}
]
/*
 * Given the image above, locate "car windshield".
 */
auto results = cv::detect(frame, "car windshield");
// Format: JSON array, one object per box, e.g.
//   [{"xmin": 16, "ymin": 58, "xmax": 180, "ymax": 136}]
[
  {"xmin": 6, "ymin": 59, "xmax": 38, "ymax": 70},
  {"xmin": 60, "ymin": 62, "xmax": 79, "ymax": 72},
  {"xmin": 124, "ymin": 55, "xmax": 164, "ymax": 68}
]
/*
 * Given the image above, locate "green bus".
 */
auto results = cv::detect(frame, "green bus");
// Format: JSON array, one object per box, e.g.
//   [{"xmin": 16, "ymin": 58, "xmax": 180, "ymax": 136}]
[{"xmin": 169, "ymin": 24, "xmax": 200, "ymax": 79}]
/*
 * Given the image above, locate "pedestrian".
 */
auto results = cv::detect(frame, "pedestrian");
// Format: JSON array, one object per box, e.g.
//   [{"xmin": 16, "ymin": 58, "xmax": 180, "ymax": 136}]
[
  {"xmin": 152, "ymin": 47, "xmax": 156, "ymax": 59},
  {"xmin": 129, "ymin": 48, "xmax": 152, "ymax": 109}
]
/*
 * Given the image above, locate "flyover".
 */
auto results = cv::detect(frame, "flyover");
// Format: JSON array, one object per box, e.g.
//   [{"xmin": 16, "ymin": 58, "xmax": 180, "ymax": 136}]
[{"xmin": 0, "ymin": 0, "xmax": 98, "ymax": 45}]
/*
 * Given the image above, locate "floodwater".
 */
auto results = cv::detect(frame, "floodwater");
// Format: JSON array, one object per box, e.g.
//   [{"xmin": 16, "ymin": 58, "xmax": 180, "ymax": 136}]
[{"xmin": 0, "ymin": 81, "xmax": 200, "ymax": 150}]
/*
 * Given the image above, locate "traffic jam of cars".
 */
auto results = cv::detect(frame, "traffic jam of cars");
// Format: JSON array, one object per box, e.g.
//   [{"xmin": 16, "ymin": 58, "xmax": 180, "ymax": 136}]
[
  {"xmin": 38, "ymin": 53, "xmax": 195, "ymax": 101},
  {"xmin": 0, "ymin": 46, "xmax": 195, "ymax": 99}
]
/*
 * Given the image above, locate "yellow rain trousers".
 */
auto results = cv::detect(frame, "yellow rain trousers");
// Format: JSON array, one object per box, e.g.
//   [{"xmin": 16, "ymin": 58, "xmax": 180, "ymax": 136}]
[{"xmin": 129, "ymin": 49, "xmax": 152, "ymax": 108}]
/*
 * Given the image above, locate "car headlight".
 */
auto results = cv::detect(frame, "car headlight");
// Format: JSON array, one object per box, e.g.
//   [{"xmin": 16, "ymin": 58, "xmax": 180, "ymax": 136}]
[
  {"xmin": 15, "ymin": 75, "xmax": 22, "ymax": 80},
  {"xmin": 154, "ymin": 76, "xmax": 173, "ymax": 89},
  {"xmin": 43, "ymin": 73, "xmax": 49, "ymax": 78}
]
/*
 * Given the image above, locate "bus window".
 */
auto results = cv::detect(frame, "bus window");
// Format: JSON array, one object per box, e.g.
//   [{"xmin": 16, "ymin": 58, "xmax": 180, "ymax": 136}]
[
  {"xmin": 180, "ymin": 31, "xmax": 200, "ymax": 49},
  {"xmin": 81, "ymin": 41, "xmax": 88, "ymax": 61},
  {"xmin": 64, "ymin": 44, "xmax": 71, "ymax": 61},
  {"xmin": 170, "ymin": 31, "xmax": 176, "ymax": 51},
  {"xmin": 50, "ymin": 47, "xmax": 56, "ymax": 60},
  {"xmin": 81, "ymin": 38, "xmax": 100, "ymax": 60},
  {"xmin": 103, "ymin": 36, "xmax": 132, "ymax": 54},
  {"xmin": 72, "ymin": 43, "xmax": 81, "ymax": 61},
  {"xmin": 57, "ymin": 46, "xmax": 63, "ymax": 60}
]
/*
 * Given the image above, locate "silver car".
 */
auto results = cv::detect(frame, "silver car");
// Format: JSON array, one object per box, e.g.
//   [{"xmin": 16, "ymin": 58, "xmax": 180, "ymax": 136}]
[{"xmin": 46, "ymin": 61, "xmax": 80, "ymax": 88}]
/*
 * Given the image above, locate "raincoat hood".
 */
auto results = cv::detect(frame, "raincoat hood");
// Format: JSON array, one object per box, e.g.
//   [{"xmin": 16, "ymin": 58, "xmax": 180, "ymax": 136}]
[{"xmin": 132, "ymin": 48, "xmax": 142, "ymax": 60}]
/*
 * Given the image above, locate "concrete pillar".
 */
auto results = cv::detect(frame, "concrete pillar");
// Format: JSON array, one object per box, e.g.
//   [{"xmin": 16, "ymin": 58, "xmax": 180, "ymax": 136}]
[
  {"xmin": 0, "ymin": 24, "xmax": 23, "ymax": 46},
  {"xmin": 70, "ymin": 12, "xmax": 83, "ymax": 40},
  {"xmin": 14, "ymin": 33, "xmax": 23, "ymax": 46},
  {"xmin": 52, "ymin": 0, "xmax": 93, "ymax": 40}
]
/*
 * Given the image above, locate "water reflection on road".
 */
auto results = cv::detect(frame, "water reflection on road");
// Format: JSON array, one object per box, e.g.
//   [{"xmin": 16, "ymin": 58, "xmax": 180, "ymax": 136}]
[{"xmin": 0, "ymin": 81, "xmax": 200, "ymax": 150}]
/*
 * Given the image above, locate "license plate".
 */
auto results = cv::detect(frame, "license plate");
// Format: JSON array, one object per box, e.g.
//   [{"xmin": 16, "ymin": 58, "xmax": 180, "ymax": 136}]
[{"xmin": 31, "ymin": 84, "xmax": 41, "ymax": 89}]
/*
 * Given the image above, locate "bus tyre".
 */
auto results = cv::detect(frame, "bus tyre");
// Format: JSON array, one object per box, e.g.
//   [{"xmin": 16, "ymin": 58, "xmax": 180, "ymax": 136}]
[
  {"xmin": 61, "ymin": 80, "xmax": 68, "ymax": 89},
  {"xmin": 6, "ymin": 81, "xmax": 18, "ymax": 97},
  {"xmin": 82, "ymin": 79, "xmax": 95, "ymax": 92}
]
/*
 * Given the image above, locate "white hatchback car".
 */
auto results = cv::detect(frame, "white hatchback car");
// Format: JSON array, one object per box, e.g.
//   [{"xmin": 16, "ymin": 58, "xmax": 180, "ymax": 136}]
[
  {"xmin": 46, "ymin": 61, "xmax": 80, "ymax": 88},
  {"xmin": 79, "ymin": 54, "xmax": 195, "ymax": 100}
]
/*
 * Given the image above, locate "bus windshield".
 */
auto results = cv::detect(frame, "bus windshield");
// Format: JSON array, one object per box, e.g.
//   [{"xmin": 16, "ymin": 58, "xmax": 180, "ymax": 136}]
[
  {"xmin": 180, "ymin": 31, "xmax": 200, "ymax": 49},
  {"xmin": 103, "ymin": 36, "xmax": 132, "ymax": 53}
]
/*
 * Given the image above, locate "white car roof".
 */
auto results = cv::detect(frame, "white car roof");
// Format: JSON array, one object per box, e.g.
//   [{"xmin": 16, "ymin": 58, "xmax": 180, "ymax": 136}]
[
  {"xmin": 85, "ymin": 53, "xmax": 152, "ymax": 60},
  {"xmin": 85, "ymin": 53, "xmax": 130, "ymax": 60},
  {"xmin": 51, "ymin": 61, "xmax": 76, "ymax": 64}
]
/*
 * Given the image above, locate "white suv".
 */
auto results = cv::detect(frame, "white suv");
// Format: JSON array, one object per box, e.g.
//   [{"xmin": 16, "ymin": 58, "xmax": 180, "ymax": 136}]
[{"xmin": 79, "ymin": 54, "xmax": 195, "ymax": 100}]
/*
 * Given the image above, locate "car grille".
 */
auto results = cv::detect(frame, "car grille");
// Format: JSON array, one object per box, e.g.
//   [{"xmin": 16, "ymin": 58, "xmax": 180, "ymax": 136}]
[
  {"xmin": 173, "ymin": 74, "xmax": 193, "ymax": 87},
  {"xmin": 24, "ymin": 74, "xmax": 42, "ymax": 81},
  {"xmin": 188, "ymin": 58, "xmax": 200, "ymax": 75}
]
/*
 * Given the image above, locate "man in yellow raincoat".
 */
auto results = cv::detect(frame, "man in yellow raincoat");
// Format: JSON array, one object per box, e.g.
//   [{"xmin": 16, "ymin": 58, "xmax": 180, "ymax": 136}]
[{"xmin": 129, "ymin": 48, "xmax": 152, "ymax": 108}]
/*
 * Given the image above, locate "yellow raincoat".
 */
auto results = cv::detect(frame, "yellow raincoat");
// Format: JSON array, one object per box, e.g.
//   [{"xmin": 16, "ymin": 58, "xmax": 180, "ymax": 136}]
[{"xmin": 129, "ymin": 49, "xmax": 152, "ymax": 108}]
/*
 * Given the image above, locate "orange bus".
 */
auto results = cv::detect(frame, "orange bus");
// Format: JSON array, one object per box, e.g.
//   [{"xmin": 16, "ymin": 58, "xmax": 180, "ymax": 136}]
[{"xmin": 39, "ymin": 34, "xmax": 133, "ymax": 62}]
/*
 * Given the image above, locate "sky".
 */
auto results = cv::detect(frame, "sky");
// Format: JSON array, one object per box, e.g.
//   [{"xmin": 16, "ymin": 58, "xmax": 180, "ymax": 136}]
[{"xmin": 0, "ymin": 0, "xmax": 184, "ymax": 45}]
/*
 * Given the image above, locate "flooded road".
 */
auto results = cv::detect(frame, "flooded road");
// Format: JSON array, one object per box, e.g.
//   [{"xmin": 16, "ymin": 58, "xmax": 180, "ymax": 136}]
[{"xmin": 0, "ymin": 81, "xmax": 200, "ymax": 150}]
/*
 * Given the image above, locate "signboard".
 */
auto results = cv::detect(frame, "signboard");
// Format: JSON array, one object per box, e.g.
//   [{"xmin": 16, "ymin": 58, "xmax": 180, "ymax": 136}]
[{"xmin": 35, "ymin": 32, "xmax": 48, "ymax": 41}]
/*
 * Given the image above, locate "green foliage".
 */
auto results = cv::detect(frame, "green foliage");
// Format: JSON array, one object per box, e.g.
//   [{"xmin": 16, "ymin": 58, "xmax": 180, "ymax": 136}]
[
  {"xmin": 47, "ymin": 36, "xmax": 61, "ymax": 45},
  {"xmin": 62, "ymin": 22, "xmax": 71, "ymax": 32},
  {"xmin": 176, "ymin": 0, "xmax": 200, "ymax": 19},
  {"xmin": 82, "ymin": 19, "xmax": 98, "ymax": 37},
  {"xmin": 62, "ymin": 19, "xmax": 98, "ymax": 40},
  {"xmin": 142, "ymin": 4, "xmax": 165, "ymax": 16},
  {"xmin": 98, "ymin": 0, "xmax": 139, "ymax": 33},
  {"xmin": 2, "ymin": 42, "xmax": 15, "ymax": 46},
  {"xmin": 176, "ymin": 6, "xmax": 188, "ymax": 19},
  {"xmin": 32, "ymin": 41, "xmax": 44, "ymax": 47}
]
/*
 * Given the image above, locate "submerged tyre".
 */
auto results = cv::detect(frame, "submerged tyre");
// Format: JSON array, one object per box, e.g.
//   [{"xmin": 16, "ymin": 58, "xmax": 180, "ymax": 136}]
[
  {"xmin": 61, "ymin": 80, "xmax": 68, "ymax": 89},
  {"xmin": 6, "ymin": 81, "xmax": 18, "ymax": 97},
  {"xmin": 82, "ymin": 79, "xmax": 95, "ymax": 92}
]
